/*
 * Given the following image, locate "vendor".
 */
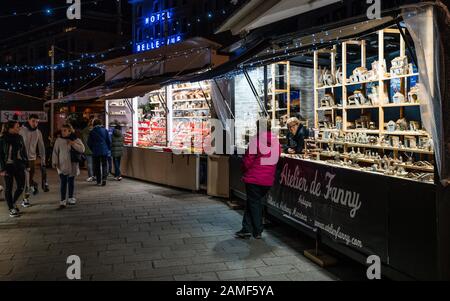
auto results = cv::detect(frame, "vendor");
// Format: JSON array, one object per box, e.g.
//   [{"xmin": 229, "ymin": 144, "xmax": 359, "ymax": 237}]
[{"xmin": 284, "ymin": 117, "xmax": 309, "ymax": 154}]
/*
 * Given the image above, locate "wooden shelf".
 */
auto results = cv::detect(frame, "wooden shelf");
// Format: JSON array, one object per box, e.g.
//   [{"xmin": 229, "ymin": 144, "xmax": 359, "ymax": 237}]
[
  {"xmin": 173, "ymin": 98, "xmax": 209, "ymax": 103},
  {"xmin": 317, "ymin": 106, "xmax": 343, "ymax": 111},
  {"xmin": 345, "ymin": 79, "xmax": 379, "ymax": 86},
  {"xmin": 345, "ymin": 129, "xmax": 380, "ymax": 134},
  {"xmin": 316, "ymin": 84, "xmax": 343, "ymax": 90},
  {"xmin": 382, "ymin": 131, "xmax": 429, "ymax": 136},
  {"xmin": 382, "ymin": 103, "xmax": 420, "ymax": 108},
  {"xmin": 382, "ymin": 73, "xmax": 419, "ymax": 80},
  {"xmin": 345, "ymin": 105, "xmax": 379, "ymax": 109}
]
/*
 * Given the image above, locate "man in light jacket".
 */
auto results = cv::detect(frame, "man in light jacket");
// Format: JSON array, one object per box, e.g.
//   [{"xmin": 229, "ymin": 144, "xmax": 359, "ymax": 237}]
[{"xmin": 19, "ymin": 114, "xmax": 46, "ymax": 207}]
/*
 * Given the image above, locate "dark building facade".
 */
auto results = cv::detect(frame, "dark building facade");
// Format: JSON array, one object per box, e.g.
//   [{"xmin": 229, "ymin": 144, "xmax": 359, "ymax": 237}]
[
  {"xmin": 130, "ymin": 0, "xmax": 245, "ymax": 53},
  {"xmin": 0, "ymin": 2, "xmax": 131, "ymax": 98}
]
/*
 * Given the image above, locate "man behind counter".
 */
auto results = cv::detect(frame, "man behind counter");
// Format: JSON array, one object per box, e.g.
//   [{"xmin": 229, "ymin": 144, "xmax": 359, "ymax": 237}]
[{"xmin": 284, "ymin": 117, "xmax": 309, "ymax": 154}]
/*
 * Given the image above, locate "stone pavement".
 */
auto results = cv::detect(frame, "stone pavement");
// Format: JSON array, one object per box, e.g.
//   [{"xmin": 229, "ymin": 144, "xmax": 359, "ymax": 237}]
[{"xmin": 0, "ymin": 169, "xmax": 366, "ymax": 281}]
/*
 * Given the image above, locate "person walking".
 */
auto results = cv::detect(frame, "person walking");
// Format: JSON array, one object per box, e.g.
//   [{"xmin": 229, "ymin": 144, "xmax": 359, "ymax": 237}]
[
  {"xmin": 235, "ymin": 119, "xmax": 281, "ymax": 239},
  {"xmin": 80, "ymin": 119, "xmax": 95, "ymax": 182},
  {"xmin": 0, "ymin": 121, "xmax": 29, "ymax": 217},
  {"xmin": 52, "ymin": 123, "xmax": 85, "ymax": 208},
  {"xmin": 19, "ymin": 114, "xmax": 46, "ymax": 207},
  {"xmin": 111, "ymin": 124, "xmax": 124, "ymax": 181},
  {"xmin": 87, "ymin": 119, "xmax": 111, "ymax": 186}
]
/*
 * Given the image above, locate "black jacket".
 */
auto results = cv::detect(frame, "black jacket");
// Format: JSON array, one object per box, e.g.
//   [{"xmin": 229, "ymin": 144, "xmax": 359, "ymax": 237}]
[
  {"xmin": 0, "ymin": 133, "xmax": 29, "ymax": 171},
  {"xmin": 284, "ymin": 125, "xmax": 309, "ymax": 154}
]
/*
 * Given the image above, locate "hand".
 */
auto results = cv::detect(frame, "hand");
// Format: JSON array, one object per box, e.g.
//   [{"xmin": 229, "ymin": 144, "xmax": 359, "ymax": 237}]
[
  {"xmin": 26, "ymin": 168, "xmax": 31, "ymax": 172},
  {"xmin": 0, "ymin": 171, "xmax": 6, "ymax": 177},
  {"xmin": 68, "ymin": 140, "xmax": 76, "ymax": 146},
  {"xmin": 288, "ymin": 148, "xmax": 296, "ymax": 154}
]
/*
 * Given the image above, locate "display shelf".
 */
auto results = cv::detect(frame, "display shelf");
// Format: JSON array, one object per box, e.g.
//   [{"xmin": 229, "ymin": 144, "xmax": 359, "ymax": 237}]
[
  {"xmin": 173, "ymin": 108, "xmax": 210, "ymax": 111},
  {"xmin": 382, "ymin": 73, "xmax": 419, "ymax": 80},
  {"xmin": 172, "ymin": 85, "xmax": 211, "ymax": 92},
  {"xmin": 345, "ymin": 105, "xmax": 379, "ymax": 109},
  {"xmin": 345, "ymin": 79, "xmax": 379, "ymax": 86},
  {"xmin": 382, "ymin": 103, "xmax": 420, "ymax": 107},
  {"xmin": 393, "ymin": 163, "xmax": 434, "ymax": 172},
  {"xmin": 317, "ymin": 84, "xmax": 343, "ymax": 90},
  {"xmin": 382, "ymin": 131, "xmax": 429, "ymax": 136},
  {"xmin": 173, "ymin": 98, "xmax": 209, "ymax": 103},
  {"xmin": 173, "ymin": 116, "xmax": 210, "ymax": 119},
  {"xmin": 317, "ymin": 106, "xmax": 343, "ymax": 111},
  {"xmin": 345, "ymin": 129, "xmax": 380, "ymax": 134}
]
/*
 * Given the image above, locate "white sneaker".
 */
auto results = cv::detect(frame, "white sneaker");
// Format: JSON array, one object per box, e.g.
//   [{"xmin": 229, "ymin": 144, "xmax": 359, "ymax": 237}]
[
  {"xmin": 59, "ymin": 200, "xmax": 67, "ymax": 208},
  {"xmin": 86, "ymin": 177, "xmax": 95, "ymax": 182},
  {"xmin": 68, "ymin": 198, "xmax": 77, "ymax": 205},
  {"xmin": 21, "ymin": 199, "xmax": 32, "ymax": 208},
  {"xmin": 9, "ymin": 208, "xmax": 20, "ymax": 218}
]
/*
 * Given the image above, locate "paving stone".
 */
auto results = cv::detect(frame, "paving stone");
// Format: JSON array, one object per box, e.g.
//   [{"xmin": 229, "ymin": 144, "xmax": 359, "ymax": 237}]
[
  {"xmin": 217, "ymin": 269, "xmax": 259, "ymax": 280},
  {"xmin": 174, "ymin": 272, "xmax": 219, "ymax": 281},
  {"xmin": 255, "ymin": 264, "xmax": 301, "ymax": 276}
]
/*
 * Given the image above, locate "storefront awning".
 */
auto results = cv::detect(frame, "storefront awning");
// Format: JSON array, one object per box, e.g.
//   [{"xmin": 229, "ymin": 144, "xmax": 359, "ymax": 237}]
[
  {"xmin": 44, "ymin": 84, "xmax": 125, "ymax": 105},
  {"xmin": 216, "ymin": 0, "xmax": 341, "ymax": 35}
]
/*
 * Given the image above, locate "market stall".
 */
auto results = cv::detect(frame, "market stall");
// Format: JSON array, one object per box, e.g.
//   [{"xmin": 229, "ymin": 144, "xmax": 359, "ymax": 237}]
[{"xmin": 225, "ymin": 3, "xmax": 449, "ymax": 280}]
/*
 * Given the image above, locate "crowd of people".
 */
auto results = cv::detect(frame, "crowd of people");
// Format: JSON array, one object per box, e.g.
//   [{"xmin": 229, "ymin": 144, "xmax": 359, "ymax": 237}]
[
  {"xmin": 0, "ymin": 115, "xmax": 124, "ymax": 217},
  {"xmin": 0, "ymin": 113, "xmax": 306, "ymax": 241}
]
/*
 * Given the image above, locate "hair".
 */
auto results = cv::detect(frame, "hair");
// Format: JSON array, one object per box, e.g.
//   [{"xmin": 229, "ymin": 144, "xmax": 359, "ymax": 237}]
[
  {"xmin": 92, "ymin": 119, "xmax": 103, "ymax": 127},
  {"xmin": 286, "ymin": 117, "xmax": 301, "ymax": 127},
  {"xmin": 1, "ymin": 120, "xmax": 20, "ymax": 136},
  {"xmin": 61, "ymin": 123, "xmax": 75, "ymax": 134},
  {"xmin": 28, "ymin": 114, "xmax": 39, "ymax": 120},
  {"xmin": 256, "ymin": 118, "xmax": 272, "ymax": 134}
]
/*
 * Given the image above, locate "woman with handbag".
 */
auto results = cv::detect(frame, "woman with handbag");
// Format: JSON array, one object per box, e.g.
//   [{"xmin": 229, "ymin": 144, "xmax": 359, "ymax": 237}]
[{"xmin": 52, "ymin": 123, "xmax": 85, "ymax": 208}]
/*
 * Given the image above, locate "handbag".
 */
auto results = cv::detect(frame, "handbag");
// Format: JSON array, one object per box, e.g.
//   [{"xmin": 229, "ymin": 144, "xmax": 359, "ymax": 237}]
[{"xmin": 70, "ymin": 146, "xmax": 86, "ymax": 163}]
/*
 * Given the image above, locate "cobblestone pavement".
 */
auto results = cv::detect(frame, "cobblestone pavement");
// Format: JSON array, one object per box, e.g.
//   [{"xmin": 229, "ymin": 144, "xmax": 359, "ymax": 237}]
[{"xmin": 0, "ymin": 170, "xmax": 366, "ymax": 281}]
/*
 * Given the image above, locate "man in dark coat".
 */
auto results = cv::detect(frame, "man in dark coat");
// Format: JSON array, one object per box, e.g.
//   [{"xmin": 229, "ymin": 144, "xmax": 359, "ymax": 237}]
[
  {"xmin": 87, "ymin": 119, "xmax": 111, "ymax": 186},
  {"xmin": 284, "ymin": 117, "xmax": 309, "ymax": 154}
]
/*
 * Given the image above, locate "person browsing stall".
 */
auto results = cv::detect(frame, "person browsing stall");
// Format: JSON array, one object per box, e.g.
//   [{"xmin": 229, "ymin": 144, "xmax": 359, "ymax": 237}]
[{"xmin": 284, "ymin": 117, "xmax": 309, "ymax": 154}]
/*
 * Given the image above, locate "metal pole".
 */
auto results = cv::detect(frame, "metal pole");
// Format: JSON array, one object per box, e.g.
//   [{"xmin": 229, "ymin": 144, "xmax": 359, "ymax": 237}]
[{"xmin": 50, "ymin": 45, "xmax": 55, "ymax": 136}]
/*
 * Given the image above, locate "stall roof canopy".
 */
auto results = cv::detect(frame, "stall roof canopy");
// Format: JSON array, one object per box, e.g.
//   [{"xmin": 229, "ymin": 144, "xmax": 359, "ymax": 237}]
[{"xmin": 216, "ymin": 0, "xmax": 341, "ymax": 35}]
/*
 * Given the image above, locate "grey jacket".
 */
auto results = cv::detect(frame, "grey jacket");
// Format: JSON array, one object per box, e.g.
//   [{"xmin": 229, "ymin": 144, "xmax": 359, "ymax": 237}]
[{"xmin": 19, "ymin": 125, "xmax": 46, "ymax": 162}]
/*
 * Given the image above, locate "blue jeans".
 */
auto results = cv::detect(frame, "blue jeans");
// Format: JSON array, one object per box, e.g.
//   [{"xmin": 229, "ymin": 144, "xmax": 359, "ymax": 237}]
[
  {"xmin": 59, "ymin": 174, "xmax": 75, "ymax": 201},
  {"xmin": 86, "ymin": 155, "xmax": 94, "ymax": 178},
  {"xmin": 113, "ymin": 157, "xmax": 122, "ymax": 177},
  {"xmin": 107, "ymin": 156, "xmax": 112, "ymax": 175}
]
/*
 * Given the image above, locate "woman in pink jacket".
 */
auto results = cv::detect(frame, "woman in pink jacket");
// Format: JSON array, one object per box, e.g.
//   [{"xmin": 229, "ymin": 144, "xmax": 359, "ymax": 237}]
[{"xmin": 236, "ymin": 119, "xmax": 281, "ymax": 239}]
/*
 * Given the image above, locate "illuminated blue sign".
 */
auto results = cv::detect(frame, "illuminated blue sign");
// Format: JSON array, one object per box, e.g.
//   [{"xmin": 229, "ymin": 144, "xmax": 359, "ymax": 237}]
[
  {"xmin": 144, "ymin": 10, "xmax": 172, "ymax": 25},
  {"xmin": 136, "ymin": 35, "xmax": 183, "ymax": 53}
]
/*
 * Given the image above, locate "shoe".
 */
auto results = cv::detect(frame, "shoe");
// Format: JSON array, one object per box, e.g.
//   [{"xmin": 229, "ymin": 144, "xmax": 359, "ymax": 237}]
[
  {"xmin": 68, "ymin": 198, "xmax": 77, "ymax": 206},
  {"xmin": 32, "ymin": 184, "xmax": 39, "ymax": 195},
  {"xmin": 253, "ymin": 234, "xmax": 262, "ymax": 240},
  {"xmin": 115, "ymin": 177, "xmax": 122, "ymax": 181},
  {"xmin": 86, "ymin": 177, "xmax": 95, "ymax": 182},
  {"xmin": 235, "ymin": 230, "xmax": 252, "ymax": 239},
  {"xmin": 59, "ymin": 200, "xmax": 67, "ymax": 209},
  {"xmin": 43, "ymin": 184, "xmax": 50, "ymax": 192},
  {"xmin": 96, "ymin": 182, "xmax": 102, "ymax": 186},
  {"xmin": 21, "ymin": 199, "xmax": 32, "ymax": 208},
  {"xmin": 102, "ymin": 181, "xmax": 107, "ymax": 186},
  {"xmin": 9, "ymin": 208, "xmax": 20, "ymax": 218}
]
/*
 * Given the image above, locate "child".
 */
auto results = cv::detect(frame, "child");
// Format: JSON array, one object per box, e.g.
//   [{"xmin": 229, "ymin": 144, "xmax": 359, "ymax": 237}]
[{"xmin": 52, "ymin": 123, "xmax": 85, "ymax": 208}]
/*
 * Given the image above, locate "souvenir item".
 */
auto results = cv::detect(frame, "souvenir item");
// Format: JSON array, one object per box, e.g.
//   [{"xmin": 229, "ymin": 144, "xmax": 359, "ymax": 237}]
[
  {"xmin": 387, "ymin": 120, "xmax": 397, "ymax": 132},
  {"xmin": 335, "ymin": 67, "xmax": 343, "ymax": 84},
  {"xmin": 348, "ymin": 90, "xmax": 367, "ymax": 106},
  {"xmin": 404, "ymin": 136, "xmax": 417, "ymax": 149},
  {"xmin": 390, "ymin": 56, "xmax": 409, "ymax": 76},
  {"xmin": 408, "ymin": 86, "xmax": 419, "ymax": 103},
  {"xmin": 396, "ymin": 118, "xmax": 408, "ymax": 131},
  {"xmin": 320, "ymin": 93, "xmax": 335, "ymax": 107},
  {"xmin": 335, "ymin": 116, "xmax": 343, "ymax": 130},
  {"xmin": 319, "ymin": 68, "xmax": 334, "ymax": 87},
  {"xmin": 409, "ymin": 121, "xmax": 420, "ymax": 131},
  {"xmin": 371, "ymin": 60, "xmax": 387, "ymax": 78},
  {"xmin": 392, "ymin": 92, "xmax": 406, "ymax": 104},
  {"xmin": 368, "ymin": 86, "xmax": 379, "ymax": 105},
  {"xmin": 350, "ymin": 67, "xmax": 369, "ymax": 83}
]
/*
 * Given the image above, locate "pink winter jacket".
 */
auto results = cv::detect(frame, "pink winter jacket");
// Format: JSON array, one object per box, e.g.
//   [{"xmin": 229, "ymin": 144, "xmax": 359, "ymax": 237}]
[{"xmin": 242, "ymin": 131, "xmax": 281, "ymax": 187}]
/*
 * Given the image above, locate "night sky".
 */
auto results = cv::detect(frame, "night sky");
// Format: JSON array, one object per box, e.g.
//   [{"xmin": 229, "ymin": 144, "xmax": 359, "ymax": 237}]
[{"xmin": 0, "ymin": 0, "xmax": 127, "ymax": 40}]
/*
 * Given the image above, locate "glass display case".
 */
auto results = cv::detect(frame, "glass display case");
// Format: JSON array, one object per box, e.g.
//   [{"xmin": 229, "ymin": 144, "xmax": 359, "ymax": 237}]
[
  {"xmin": 106, "ymin": 99, "xmax": 134, "ymax": 147},
  {"xmin": 170, "ymin": 81, "xmax": 212, "ymax": 153},
  {"xmin": 137, "ymin": 89, "xmax": 168, "ymax": 148}
]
